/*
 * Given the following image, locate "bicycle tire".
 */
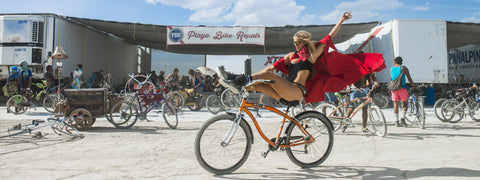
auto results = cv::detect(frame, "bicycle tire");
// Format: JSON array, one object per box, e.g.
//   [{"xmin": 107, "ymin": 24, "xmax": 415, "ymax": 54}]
[
  {"xmin": 43, "ymin": 94, "xmax": 59, "ymax": 113},
  {"xmin": 206, "ymin": 95, "xmax": 223, "ymax": 114},
  {"xmin": 221, "ymin": 88, "xmax": 240, "ymax": 108},
  {"xmin": 285, "ymin": 111, "xmax": 334, "ymax": 167},
  {"xmin": 108, "ymin": 100, "xmax": 138, "ymax": 129},
  {"xmin": 290, "ymin": 102, "xmax": 315, "ymax": 117},
  {"xmin": 48, "ymin": 118, "xmax": 81, "ymax": 137},
  {"xmin": 434, "ymin": 98, "xmax": 448, "ymax": 122},
  {"xmin": 469, "ymin": 101, "xmax": 480, "ymax": 122},
  {"xmin": 194, "ymin": 114, "xmax": 252, "ymax": 175},
  {"xmin": 165, "ymin": 91, "xmax": 184, "ymax": 110},
  {"xmin": 124, "ymin": 74, "xmax": 156, "ymax": 94},
  {"xmin": 418, "ymin": 102, "xmax": 426, "ymax": 129},
  {"xmin": 162, "ymin": 101, "xmax": 178, "ymax": 129},
  {"xmin": 368, "ymin": 105, "xmax": 387, "ymax": 137},
  {"xmin": 373, "ymin": 93, "xmax": 389, "ymax": 109},
  {"xmin": 315, "ymin": 103, "xmax": 343, "ymax": 132},
  {"xmin": 441, "ymin": 100, "xmax": 464, "ymax": 123},
  {"xmin": 186, "ymin": 95, "xmax": 203, "ymax": 111},
  {"xmin": 6, "ymin": 95, "xmax": 28, "ymax": 114}
]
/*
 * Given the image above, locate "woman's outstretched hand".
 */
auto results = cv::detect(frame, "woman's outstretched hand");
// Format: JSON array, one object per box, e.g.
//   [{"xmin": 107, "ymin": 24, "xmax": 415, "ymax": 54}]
[{"xmin": 341, "ymin": 11, "xmax": 352, "ymax": 21}]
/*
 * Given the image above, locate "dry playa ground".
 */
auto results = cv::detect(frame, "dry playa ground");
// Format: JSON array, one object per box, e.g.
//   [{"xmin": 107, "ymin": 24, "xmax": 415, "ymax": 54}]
[{"xmin": 0, "ymin": 107, "xmax": 480, "ymax": 179}]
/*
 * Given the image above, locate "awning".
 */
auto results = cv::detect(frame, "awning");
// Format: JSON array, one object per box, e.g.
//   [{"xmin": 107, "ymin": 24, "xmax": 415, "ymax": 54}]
[
  {"xmin": 67, "ymin": 16, "xmax": 378, "ymax": 55},
  {"xmin": 66, "ymin": 16, "xmax": 480, "ymax": 54}
]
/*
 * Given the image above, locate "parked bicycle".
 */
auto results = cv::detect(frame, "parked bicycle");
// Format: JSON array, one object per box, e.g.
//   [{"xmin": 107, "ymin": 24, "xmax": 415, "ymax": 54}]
[
  {"xmin": 440, "ymin": 86, "xmax": 480, "ymax": 123},
  {"xmin": 6, "ymin": 80, "xmax": 52, "ymax": 114},
  {"xmin": 0, "ymin": 117, "xmax": 81, "ymax": 138},
  {"xmin": 195, "ymin": 80, "xmax": 334, "ymax": 175},
  {"xmin": 315, "ymin": 88, "xmax": 387, "ymax": 137},
  {"xmin": 403, "ymin": 88, "xmax": 426, "ymax": 129},
  {"xmin": 206, "ymin": 88, "xmax": 240, "ymax": 114},
  {"xmin": 108, "ymin": 91, "xmax": 178, "ymax": 129}
]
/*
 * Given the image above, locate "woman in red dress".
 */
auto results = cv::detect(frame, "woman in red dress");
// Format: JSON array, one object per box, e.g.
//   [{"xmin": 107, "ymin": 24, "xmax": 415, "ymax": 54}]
[{"xmin": 217, "ymin": 11, "xmax": 385, "ymax": 103}]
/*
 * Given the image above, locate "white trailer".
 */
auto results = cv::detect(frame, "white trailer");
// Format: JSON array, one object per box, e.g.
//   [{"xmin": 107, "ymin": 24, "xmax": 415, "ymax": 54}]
[
  {"xmin": 0, "ymin": 14, "xmax": 151, "ymax": 88},
  {"xmin": 336, "ymin": 19, "xmax": 449, "ymax": 84}
]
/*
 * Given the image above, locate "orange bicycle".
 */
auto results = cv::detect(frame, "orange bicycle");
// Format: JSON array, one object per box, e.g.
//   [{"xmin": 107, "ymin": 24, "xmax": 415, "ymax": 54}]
[{"xmin": 194, "ymin": 80, "xmax": 334, "ymax": 175}]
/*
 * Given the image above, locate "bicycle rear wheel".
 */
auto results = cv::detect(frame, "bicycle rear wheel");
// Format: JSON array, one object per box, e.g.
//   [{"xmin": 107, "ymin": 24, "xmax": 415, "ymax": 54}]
[
  {"xmin": 285, "ymin": 111, "xmax": 334, "ymax": 167},
  {"xmin": 186, "ymin": 95, "xmax": 203, "ymax": 111},
  {"xmin": 195, "ymin": 114, "xmax": 252, "ymax": 175},
  {"xmin": 470, "ymin": 101, "xmax": 480, "ymax": 122},
  {"xmin": 43, "ymin": 94, "xmax": 60, "ymax": 113},
  {"xmin": 6, "ymin": 95, "xmax": 28, "ymax": 114},
  {"xmin": 165, "ymin": 91, "xmax": 184, "ymax": 110},
  {"xmin": 206, "ymin": 95, "xmax": 223, "ymax": 114},
  {"xmin": 109, "ymin": 100, "xmax": 138, "ymax": 129},
  {"xmin": 162, "ymin": 101, "xmax": 178, "ymax": 129},
  {"xmin": 315, "ymin": 103, "xmax": 343, "ymax": 132},
  {"xmin": 373, "ymin": 93, "xmax": 389, "ymax": 109},
  {"xmin": 368, "ymin": 105, "xmax": 387, "ymax": 137},
  {"xmin": 221, "ymin": 88, "xmax": 240, "ymax": 108},
  {"xmin": 405, "ymin": 101, "xmax": 425, "ymax": 129}
]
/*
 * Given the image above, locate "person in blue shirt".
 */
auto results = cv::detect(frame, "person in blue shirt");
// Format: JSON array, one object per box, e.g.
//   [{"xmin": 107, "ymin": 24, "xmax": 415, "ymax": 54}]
[
  {"xmin": 3, "ymin": 66, "xmax": 20, "ymax": 96},
  {"xmin": 390, "ymin": 57, "xmax": 416, "ymax": 127},
  {"xmin": 19, "ymin": 61, "xmax": 32, "ymax": 91}
]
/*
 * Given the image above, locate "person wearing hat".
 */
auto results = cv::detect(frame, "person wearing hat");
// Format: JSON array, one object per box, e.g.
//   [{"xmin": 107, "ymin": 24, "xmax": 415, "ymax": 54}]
[
  {"xmin": 19, "ymin": 61, "xmax": 32, "ymax": 92},
  {"xmin": 3, "ymin": 66, "xmax": 20, "ymax": 97}
]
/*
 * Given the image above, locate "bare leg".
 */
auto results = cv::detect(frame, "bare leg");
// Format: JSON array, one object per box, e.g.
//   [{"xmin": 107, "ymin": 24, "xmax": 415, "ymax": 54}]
[{"xmin": 250, "ymin": 71, "xmax": 303, "ymax": 101}]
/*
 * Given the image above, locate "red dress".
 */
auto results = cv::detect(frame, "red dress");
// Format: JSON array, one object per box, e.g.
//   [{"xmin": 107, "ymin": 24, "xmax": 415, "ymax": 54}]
[{"xmin": 273, "ymin": 35, "xmax": 386, "ymax": 103}]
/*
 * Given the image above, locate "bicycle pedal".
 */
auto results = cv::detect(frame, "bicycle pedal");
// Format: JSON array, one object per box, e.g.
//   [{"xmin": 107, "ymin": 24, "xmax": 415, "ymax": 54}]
[{"xmin": 261, "ymin": 150, "xmax": 270, "ymax": 158}]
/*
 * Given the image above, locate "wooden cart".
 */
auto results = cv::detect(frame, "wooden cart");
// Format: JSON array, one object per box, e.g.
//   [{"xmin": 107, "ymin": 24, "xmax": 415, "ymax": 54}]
[{"xmin": 58, "ymin": 88, "xmax": 122, "ymax": 130}]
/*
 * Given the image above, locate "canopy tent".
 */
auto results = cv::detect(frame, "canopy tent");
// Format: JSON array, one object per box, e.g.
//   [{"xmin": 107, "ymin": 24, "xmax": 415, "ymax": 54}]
[
  {"xmin": 67, "ymin": 16, "xmax": 378, "ymax": 55},
  {"xmin": 67, "ymin": 16, "xmax": 480, "ymax": 54}
]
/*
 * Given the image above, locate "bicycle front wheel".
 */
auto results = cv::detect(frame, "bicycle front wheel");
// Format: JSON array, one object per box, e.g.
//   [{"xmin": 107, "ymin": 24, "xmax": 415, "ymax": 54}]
[
  {"xmin": 441, "ymin": 100, "xmax": 464, "ymax": 123},
  {"xmin": 368, "ymin": 105, "xmax": 387, "ymax": 137},
  {"xmin": 433, "ymin": 98, "xmax": 447, "ymax": 122},
  {"xmin": 48, "ymin": 118, "xmax": 81, "ymax": 137},
  {"xmin": 285, "ymin": 111, "xmax": 334, "ymax": 167},
  {"xmin": 186, "ymin": 95, "xmax": 203, "ymax": 111},
  {"xmin": 470, "ymin": 101, "xmax": 480, "ymax": 122},
  {"xmin": 7, "ymin": 95, "xmax": 28, "ymax": 114},
  {"xmin": 206, "ymin": 95, "xmax": 223, "ymax": 114},
  {"xmin": 109, "ymin": 100, "xmax": 138, "ymax": 129},
  {"xmin": 221, "ymin": 88, "xmax": 240, "ymax": 108},
  {"xmin": 162, "ymin": 101, "xmax": 178, "ymax": 129},
  {"xmin": 195, "ymin": 114, "xmax": 252, "ymax": 175}
]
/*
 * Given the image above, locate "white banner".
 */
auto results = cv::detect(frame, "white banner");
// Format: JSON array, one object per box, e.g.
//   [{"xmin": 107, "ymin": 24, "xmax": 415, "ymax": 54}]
[{"xmin": 166, "ymin": 26, "xmax": 265, "ymax": 45}]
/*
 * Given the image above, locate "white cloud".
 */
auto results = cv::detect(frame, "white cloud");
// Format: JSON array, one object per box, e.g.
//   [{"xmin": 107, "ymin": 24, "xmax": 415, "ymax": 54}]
[
  {"xmin": 412, "ymin": 2, "xmax": 429, "ymax": 11},
  {"xmin": 145, "ymin": 0, "xmax": 306, "ymax": 26},
  {"xmin": 460, "ymin": 17, "xmax": 480, "ymax": 23},
  {"xmin": 319, "ymin": 0, "xmax": 403, "ymax": 24}
]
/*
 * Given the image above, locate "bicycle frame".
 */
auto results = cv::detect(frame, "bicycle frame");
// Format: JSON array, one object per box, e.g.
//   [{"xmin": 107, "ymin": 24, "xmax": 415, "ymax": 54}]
[
  {"xmin": 134, "ymin": 93, "xmax": 166, "ymax": 114},
  {"xmin": 329, "ymin": 96, "xmax": 372, "ymax": 121},
  {"xmin": 222, "ymin": 92, "xmax": 314, "ymax": 149}
]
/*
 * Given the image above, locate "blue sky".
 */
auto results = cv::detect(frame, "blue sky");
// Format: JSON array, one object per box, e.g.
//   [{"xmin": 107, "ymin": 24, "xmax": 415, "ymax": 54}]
[
  {"xmin": 1, "ymin": 0, "xmax": 479, "ymax": 25},
  {"xmin": 1, "ymin": 0, "xmax": 479, "ymax": 74}
]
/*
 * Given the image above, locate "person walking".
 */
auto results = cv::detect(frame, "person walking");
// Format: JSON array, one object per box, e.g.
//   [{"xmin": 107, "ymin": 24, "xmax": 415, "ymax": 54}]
[{"xmin": 390, "ymin": 56, "xmax": 416, "ymax": 127}]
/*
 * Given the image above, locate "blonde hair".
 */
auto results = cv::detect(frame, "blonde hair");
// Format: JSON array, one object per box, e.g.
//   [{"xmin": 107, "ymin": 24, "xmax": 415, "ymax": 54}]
[{"xmin": 293, "ymin": 30, "xmax": 316, "ymax": 60}]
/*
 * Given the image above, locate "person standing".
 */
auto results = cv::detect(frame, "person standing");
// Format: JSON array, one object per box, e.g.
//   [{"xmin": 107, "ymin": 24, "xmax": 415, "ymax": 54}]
[
  {"xmin": 72, "ymin": 64, "xmax": 83, "ymax": 89},
  {"xmin": 44, "ymin": 65, "xmax": 55, "ymax": 90},
  {"xmin": 345, "ymin": 73, "xmax": 379, "ymax": 133},
  {"xmin": 165, "ymin": 68, "xmax": 180, "ymax": 90},
  {"xmin": 19, "ymin": 61, "xmax": 32, "ymax": 91},
  {"xmin": 188, "ymin": 69, "xmax": 204, "ymax": 94},
  {"xmin": 390, "ymin": 57, "xmax": 415, "ymax": 127}
]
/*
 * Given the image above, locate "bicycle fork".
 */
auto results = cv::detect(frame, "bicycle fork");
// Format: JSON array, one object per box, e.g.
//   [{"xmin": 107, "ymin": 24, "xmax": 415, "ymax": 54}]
[{"xmin": 220, "ymin": 113, "xmax": 243, "ymax": 147}]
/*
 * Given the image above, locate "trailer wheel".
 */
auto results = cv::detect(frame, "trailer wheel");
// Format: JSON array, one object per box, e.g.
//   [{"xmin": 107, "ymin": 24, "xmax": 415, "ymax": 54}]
[{"xmin": 69, "ymin": 108, "xmax": 94, "ymax": 131}]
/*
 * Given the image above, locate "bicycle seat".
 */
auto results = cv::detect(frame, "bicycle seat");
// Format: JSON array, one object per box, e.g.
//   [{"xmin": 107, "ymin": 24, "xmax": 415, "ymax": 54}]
[{"xmin": 279, "ymin": 98, "xmax": 299, "ymax": 107}]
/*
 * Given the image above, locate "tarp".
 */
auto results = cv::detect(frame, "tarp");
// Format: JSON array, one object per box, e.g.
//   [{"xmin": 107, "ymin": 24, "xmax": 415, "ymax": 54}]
[
  {"xmin": 67, "ymin": 16, "xmax": 378, "ymax": 55},
  {"xmin": 66, "ymin": 16, "xmax": 480, "ymax": 55}
]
